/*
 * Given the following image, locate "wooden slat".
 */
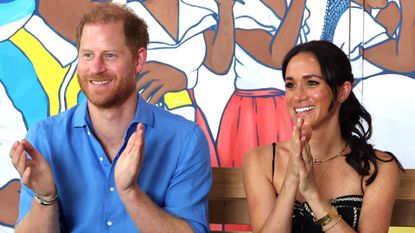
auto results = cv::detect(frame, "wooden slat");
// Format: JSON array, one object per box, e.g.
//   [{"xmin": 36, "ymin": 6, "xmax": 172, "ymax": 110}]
[
  {"xmin": 208, "ymin": 168, "xmax": 415, "ymax": 228},
  {"xmin": 209, "ymin": 168, "xmax": 246, "ymax": 199},
  {"xmin": 396, "ymin": 170, "xmax": 415, "ymax": 200},
  {"xmin": 209, "ymin": 199, "xmax": 249, "ymax": 224},
  {"xmin": 390, "ymin": 200, "xmax": 415, "ymax": 226}
]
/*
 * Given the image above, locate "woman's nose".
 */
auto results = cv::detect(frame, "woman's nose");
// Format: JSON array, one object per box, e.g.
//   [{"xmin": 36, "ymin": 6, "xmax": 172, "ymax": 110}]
[{"xmin": 293, "ymin": 85, "xmax": 307, "ymax": 101}]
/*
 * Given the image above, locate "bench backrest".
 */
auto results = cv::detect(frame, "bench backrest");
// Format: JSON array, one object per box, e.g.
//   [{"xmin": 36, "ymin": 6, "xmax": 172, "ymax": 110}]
[{"xmin": 208, "ymin": 168, "xmax": 415, "ymax": 228}]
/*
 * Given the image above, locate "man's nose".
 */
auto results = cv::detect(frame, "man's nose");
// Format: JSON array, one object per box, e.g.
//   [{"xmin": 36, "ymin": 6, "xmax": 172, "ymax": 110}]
[{"xmin": 90, "ymin": 56, "xmax": 106, "ymax": 74}]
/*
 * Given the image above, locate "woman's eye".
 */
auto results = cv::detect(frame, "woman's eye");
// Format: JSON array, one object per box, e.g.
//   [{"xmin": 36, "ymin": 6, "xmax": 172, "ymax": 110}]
[
  {"xmin": 307, "ymin": 80, "xmax": 319, "ymax": 86},
  {"xmin": 285, "ymin": 82, "xmax": 295, "ymax": 89}
]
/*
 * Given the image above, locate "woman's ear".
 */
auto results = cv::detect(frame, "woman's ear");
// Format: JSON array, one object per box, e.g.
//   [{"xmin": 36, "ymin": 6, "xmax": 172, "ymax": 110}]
[{"xmin": 339, "ymin": 81, "xmax": 352, "ymax": 103}]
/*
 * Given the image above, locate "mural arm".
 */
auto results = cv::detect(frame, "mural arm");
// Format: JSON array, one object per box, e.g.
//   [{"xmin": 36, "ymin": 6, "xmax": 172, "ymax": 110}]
[
  {"xmin": 38, "ymin": 0, "xmax": 95, "ymax": 43},
  {"xmin": 268, "ymin": 0, "xmax": 306, "ymax": 68},
  {"xmin": 203, "ymin": 0, "xmax": 235, "ymax": 74},
  {"xmin": 374, "ymin": 1, "xmax": 400, "ymax": 36},
  {"xmin": 235, "ymin": 0, "xmax": 306, "ymax": 69},
  {"xmin": 363, "ymin": 0, "xmax": 415, "ymax": 73}
]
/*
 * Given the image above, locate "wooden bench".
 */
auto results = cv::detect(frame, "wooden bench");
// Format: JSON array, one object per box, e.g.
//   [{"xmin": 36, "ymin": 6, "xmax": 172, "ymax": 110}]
[{"xmin": 208, "ymin": 168, "xmax": 415, "ymax": 232}]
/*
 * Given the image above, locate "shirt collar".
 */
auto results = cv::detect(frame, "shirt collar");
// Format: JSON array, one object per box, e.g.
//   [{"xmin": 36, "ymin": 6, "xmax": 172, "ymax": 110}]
[{"xmin": 72, "ymin": 94, "xmax": 154, "ymax": 129}]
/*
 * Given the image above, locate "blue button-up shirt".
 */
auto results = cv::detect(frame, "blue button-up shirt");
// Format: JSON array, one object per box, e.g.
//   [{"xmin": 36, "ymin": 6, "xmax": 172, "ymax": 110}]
[{"xmin": 18, "ymin": 95, "xmax": 212, "ymax": 233}]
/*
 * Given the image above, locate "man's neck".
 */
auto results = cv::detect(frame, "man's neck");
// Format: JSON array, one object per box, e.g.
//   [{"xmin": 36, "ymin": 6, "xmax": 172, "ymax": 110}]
[{"xmin": 88, "ymin": 94, "xmax": 138, "ymax": 161}]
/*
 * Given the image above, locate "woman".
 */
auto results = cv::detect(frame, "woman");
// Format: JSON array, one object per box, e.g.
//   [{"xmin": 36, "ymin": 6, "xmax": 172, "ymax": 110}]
[{"xmin": 243, "ymin": 40, "xmax": 403, "ymax": 232}]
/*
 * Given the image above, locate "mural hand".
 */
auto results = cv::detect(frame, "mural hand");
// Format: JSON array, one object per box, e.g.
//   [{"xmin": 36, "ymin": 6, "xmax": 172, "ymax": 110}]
[
  {"xmin": 9, "ymin": 140, "xmax": 56, "ymax": 197},
  {"xmin": 114, "ymin": 123, "xmax": 144, "ymax": 194},
  {"xmin": 137, "ymin": 62, "xmax": 187, "ymax": 105}
]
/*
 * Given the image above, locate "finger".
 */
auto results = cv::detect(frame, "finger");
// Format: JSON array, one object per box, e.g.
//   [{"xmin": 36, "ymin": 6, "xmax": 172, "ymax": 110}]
[
  {"xmin": 136, "ymin": 71, "xmax": 152, "ymax": 90},
  {"xmin": 21, "ymin": 140, "xmax": 43, "ymax": 162},
  {"xmin": 10, "ymin": 141, "xmax": 23, "ymax": 168},
  {"xmin": 148, "ymin": 87, "xmax": 166, "ymax": 105},
  {"xmin": 9, "ymin": 141, "xmax": 19, "ymax": 158},
  {"xmin": 301, "ymin": 122, "xmax": 312, "ymax": 142},
  {"xmin": 124, "ymin": 133, "xmax": 137, "ymax": 155},
  {"xmin": 292, "ymin": 118, "xmax": 304, "ymax": 158},
  {"xmin": 16, "ymin": 149, "xmax": 28, "ymax": 176},
  {"xmin": 140, "ymin": 82, "xmax": 162, "ymax": 102},
  {"xmin": 136, "ymin": 123, "xmax": 144, "ymax": 154},
  {"xmin": 302, "ymin": 141, "xmax": 313, "ymax": 169},
  {"xmin": 21, "ymin": 166, "xmax": 31, "ymax": 186}
]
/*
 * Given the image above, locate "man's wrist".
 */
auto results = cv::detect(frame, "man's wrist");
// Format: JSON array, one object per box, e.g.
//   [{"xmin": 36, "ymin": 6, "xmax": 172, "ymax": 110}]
[{"xmin": 118, "ymin": 185, "xmax": 142, "ymax": 202}]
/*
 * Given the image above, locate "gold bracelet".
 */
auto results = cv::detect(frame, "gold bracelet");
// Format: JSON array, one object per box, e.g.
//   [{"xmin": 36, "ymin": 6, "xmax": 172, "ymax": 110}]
[
  {"xmin": 34, "ymin": 192, "xmax": 58, "ymax": 205},
  {"xmin": 322, "ymin": 215, "xmax": 342, "ymax": 232},
  {"xmin": 313, "ymin": 206, "xmax": 339, "ymax": 227}
]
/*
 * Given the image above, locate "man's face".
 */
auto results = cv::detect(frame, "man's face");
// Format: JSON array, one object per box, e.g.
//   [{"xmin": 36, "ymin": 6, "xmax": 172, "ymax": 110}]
[{"xmin": 77, "ymin": 21, "xmax": 138, "ymax": 109}]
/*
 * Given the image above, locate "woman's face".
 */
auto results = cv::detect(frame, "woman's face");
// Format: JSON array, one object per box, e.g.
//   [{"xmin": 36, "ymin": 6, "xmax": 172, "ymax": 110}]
[{"xmin": 284, "ymin": 52, "xmax": 337, "ymax": 129}]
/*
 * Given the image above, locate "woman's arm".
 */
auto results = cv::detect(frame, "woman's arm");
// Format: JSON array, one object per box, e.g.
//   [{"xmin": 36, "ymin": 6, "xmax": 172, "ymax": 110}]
[
  {"xmin": 302, "ymin": 151, "xmax": 401, "ymax": 233},
  {"xmin": 243, "ymin": 147, "xmax": 298, "ymax": 233},
  {"xmin": 243, "ymin": 119, "xmax": 310, "ymax": 233},
  {"xmin": 357, "ymin": 151, "xmax": 401, "ymax": 233}
]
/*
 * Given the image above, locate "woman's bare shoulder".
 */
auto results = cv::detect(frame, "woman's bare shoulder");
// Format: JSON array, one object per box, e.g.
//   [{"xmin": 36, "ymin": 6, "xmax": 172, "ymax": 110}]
[
  {"xmin": 374, "ymin": 150, "xmax": 402, "ymax": 175},
  {"xmin": 243, "ymin": 142, "xmax": 290, "ymax": 175},
  {"xmin": 244, "ymin": 144, "xmax": 274, "ymax": 167}
]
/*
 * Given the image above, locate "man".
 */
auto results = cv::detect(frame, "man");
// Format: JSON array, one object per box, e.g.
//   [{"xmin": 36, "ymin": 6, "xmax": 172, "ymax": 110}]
[{"xmin": 9, "ymin": 3, "xmax": 212, "ymax": 233}]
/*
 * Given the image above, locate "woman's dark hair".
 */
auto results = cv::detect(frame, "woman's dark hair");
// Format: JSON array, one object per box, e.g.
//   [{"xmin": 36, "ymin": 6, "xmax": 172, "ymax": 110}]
[{"xmin": 281, "ymin": 40, "xmax": 403, "ymax": 186}]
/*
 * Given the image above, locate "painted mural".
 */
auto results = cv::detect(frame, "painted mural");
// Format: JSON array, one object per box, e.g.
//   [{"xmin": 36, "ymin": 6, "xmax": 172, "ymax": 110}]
[{"xmin": 0, "ymin": 0, "xmax": 414, "ymax": 231}]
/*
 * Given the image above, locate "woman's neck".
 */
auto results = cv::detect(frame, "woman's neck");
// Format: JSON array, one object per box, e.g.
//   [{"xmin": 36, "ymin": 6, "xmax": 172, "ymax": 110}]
[{"xmin": 308, "ymin": 124, "xmax": 346, "ymax": 162}]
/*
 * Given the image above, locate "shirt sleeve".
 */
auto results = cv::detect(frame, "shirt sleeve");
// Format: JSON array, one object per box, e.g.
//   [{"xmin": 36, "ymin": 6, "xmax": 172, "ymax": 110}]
[{"xmin": 163, "ymin": 125, "xmax": 212, "ymax": 233}]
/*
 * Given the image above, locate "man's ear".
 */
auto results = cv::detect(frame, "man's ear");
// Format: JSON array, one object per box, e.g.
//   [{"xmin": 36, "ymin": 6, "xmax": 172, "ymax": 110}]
[
  {"xmin": 339, "ymin": 81, "xmax": 352, "ymax": 103},
  {"xmin": 135, "ymin": 47, "xmax": 147, "ymax": 73}
]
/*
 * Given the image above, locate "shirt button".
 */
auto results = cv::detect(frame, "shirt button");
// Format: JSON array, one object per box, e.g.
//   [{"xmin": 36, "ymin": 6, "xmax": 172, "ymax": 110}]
[
  {"xmin": 99, "ymin": 157, "xmax": 104, "ymax": 162},
  {"xmin": 87, "ymin": 131, "xmax": 91, "ymax": 136},
  {"xmin": 110, "ymin": 187, "xmax": 115, "ymax": 192},
  {"xmin": 107, "ymin": 221, "xmax": 112, "ymax": 226}
]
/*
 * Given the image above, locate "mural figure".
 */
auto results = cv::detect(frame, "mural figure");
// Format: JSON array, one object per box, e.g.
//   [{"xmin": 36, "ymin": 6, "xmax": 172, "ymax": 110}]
[
  {"xmin": 1, "ymin": 0, "xmax": 414, "ymax": 231},
  {"xmin": 216, "ymin": 0, "xmax": 309, "ymax": 167},
  {"xmin": 318, "ymin": 0, "xmax": 415, "ymax": 166},
  {"xmin": 127, "ymin": 0, "xmax": 235, "ymax": 167},
  {"xmin": 0, "ymin": 0, "xmax": 92, "ymax": 231},
  {"xmin": 0, "ymin": 83, "xmax": 26, "ymax": 233}
]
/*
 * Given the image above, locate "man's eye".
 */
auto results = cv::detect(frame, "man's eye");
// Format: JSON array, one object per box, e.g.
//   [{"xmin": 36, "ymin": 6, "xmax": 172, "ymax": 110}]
[
  {"xmin": 82, "ymin": 53, "xmax": 93, "ymax": 59},
  {"xmin": 105, "ymin": 53, "xmax": 116, "ymax": 59}
]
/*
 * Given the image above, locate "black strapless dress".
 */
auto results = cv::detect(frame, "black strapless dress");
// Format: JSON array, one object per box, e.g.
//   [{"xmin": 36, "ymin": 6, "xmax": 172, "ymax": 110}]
[
  {"xmin": 270, "ymin": 143, "xmax": 363, "ymax": 232},
  {"xmin": 291, "ymin": 195, "xmax": 362, "ymax": 232}
]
